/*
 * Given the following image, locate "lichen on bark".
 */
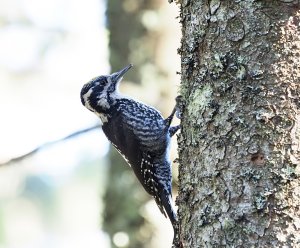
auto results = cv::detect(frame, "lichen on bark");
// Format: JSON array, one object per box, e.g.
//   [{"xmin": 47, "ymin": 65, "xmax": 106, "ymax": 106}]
[{"xmin": 177, "ymin": 1, "xmax": 300, "ymax": 247}]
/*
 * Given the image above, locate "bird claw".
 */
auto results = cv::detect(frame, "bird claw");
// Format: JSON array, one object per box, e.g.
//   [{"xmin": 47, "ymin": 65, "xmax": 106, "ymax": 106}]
[{"xmin": 175, "ymin": 95, "xmax": 184, "ymax": 120}]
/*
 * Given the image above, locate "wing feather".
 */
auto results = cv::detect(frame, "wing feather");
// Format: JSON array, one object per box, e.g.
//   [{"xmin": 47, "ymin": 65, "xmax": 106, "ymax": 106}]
[{"xmin": 117, "ymin": 99, "xmax": 168, "ymax": 150}]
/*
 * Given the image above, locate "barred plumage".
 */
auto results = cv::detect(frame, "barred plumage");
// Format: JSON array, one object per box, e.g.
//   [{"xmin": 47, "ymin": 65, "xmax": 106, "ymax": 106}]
[{"xmin": 80, "ymin": 65, "xmax": 180, "ymax": 247}]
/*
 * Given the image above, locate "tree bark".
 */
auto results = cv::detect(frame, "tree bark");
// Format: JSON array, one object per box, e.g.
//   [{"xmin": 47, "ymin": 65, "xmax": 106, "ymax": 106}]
[{"xmin": 177, "ymin": 1, "xmax": 300, "ymax": 247}]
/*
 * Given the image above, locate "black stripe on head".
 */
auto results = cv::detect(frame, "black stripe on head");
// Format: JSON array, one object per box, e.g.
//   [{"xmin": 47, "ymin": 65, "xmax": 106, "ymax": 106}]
[
  {"xmin": 107, "ymin": 82, "xmax": 116, "ymax": 93},
  {"xmin": 80, "ymin": 83, "xmax": 92, "ymax": 106},
  {"xmin": 80, "ymin": 75, "xmax": 108, "ymax": 107},
  {"xmin": 80, "ymin": 83, "xmax": 91, "ymax": 98}
]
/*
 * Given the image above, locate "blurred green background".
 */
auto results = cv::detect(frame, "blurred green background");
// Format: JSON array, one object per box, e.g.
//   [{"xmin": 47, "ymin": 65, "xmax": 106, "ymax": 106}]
[{"xmin": 0, "ymin": 0, "xmax": 180, "ymax": 247}]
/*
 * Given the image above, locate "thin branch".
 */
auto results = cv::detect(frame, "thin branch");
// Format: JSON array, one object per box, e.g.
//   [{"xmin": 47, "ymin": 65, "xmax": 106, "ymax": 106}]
[{"xmin": 0, "ymin": 124, "xmax": 101, "ymax": 166}]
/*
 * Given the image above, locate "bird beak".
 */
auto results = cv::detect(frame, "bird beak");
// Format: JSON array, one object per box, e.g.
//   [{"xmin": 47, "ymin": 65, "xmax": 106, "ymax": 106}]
[{"xmin": 111, "ymin": 64, "xmax": 133, "ymax": 83}]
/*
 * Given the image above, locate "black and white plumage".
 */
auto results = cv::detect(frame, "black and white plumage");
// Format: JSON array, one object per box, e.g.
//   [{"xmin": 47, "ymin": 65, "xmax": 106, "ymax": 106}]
[{"xmin": 80, "ymin": 64, "xmax": 180, "ymax": 246}]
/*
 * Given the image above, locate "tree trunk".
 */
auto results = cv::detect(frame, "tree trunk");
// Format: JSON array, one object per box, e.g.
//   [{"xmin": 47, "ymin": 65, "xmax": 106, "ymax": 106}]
[{"xmin": 177, "ymin": 1, "xmax": 300, "ymax": 247}]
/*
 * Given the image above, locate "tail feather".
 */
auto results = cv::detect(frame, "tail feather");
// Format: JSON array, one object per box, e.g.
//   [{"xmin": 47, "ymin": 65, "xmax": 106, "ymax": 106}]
[
  {"xmin": 154, "ymin": 195, "xmax": 167, "ymax": 218},
  {"xmin": 159, "ymin": 192, "xmax": 182, "ymax": 248},
  {"xmin": 160, "ymin": 191, "xmax": 177, "ymax": 227}
]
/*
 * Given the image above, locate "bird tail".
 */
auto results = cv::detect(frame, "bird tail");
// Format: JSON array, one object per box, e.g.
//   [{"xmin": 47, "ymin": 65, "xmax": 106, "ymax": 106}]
[{"xmin": 159, "ymin": 192, "xmax": 182, "ymax": 248}]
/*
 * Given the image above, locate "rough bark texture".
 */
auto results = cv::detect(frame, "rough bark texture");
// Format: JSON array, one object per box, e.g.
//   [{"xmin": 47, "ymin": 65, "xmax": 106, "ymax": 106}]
[{"xmin": 177, "ymin": 1, "xmax": 300, "ymax": 247}]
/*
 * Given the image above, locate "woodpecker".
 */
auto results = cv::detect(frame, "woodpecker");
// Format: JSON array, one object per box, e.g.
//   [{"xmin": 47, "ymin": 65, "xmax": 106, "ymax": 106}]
[{"xmin": 80, "ymin": 64, "xmax": 180, "ymax": 247}]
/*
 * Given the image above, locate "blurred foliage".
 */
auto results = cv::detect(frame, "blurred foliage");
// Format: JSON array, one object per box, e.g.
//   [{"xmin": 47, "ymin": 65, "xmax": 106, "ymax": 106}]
[
  {"xmin": 107, "ymin": 0, "xmax": 165, "ymax": 84},
  {"xmin": 103, "ymin": 149, "xmax": 151, "ymax": 248},
  {"xmin": 0, "ymin": 1, "xmax": 111, "ymax": 247}
]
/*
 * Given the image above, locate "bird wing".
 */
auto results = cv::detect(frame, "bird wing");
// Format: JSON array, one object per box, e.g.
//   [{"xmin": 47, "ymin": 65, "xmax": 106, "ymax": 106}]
[
  {"xmin": 102, "ymin": 99, "xmax": 173, "ymax": 220},
  {"xmin": 119, "ymin": 100, "xmax": 167, "ymax": 151}
]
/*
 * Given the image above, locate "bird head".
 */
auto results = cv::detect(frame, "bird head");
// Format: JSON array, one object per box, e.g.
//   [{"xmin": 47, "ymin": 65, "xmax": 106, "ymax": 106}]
[{"xmin": 80, "ymin": 64, "xmax": 132, "ymax": 113}]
